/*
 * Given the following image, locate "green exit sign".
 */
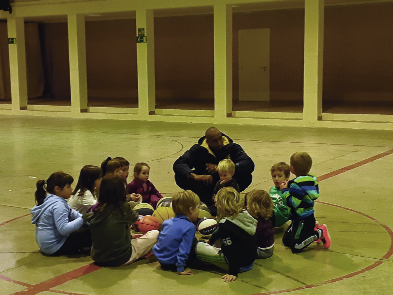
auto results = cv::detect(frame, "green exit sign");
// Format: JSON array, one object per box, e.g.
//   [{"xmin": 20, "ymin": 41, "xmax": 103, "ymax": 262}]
[{"xmin": 8, "ymin": 38, "xmax": 16, "ymax": 44}]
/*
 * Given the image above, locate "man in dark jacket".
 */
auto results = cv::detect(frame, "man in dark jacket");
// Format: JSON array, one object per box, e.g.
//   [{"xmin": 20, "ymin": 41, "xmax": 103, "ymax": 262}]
[{"xmin": 173, "ymin": 127, "xmax": 254, "ymax": 206}]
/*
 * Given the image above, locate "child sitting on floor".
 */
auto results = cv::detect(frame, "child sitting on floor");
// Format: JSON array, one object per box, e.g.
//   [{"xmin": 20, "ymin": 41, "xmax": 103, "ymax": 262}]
[
  {"xmin": 213, "ymin": 159, "xmax": 240, "ymax": 195},
  {"xmin": 269, "ymin": 162, "xmax": 292, "ymax": 227},
  {"xmin": 90, "ymin": 174, "xmax": 158, "ymax": 267},
  {"xmin": 246, "ymin": 189, "xmax": 275, "ymax": 259},
  {"xmin": 68, "ymin": 165, "xmax": 102, "ymax": 214},
  {"xmin": 210, "ymin": 159, "xmax": 240, "ymax": 216},
  {"xmin": 113, "ymin": 157, "xmax": 141, "ymax": 203},
  {"xmin": 101, "ymin": 157, "xmax": 122, "ymax": 177},
  {"xmin": 195, "ymin": 187, "xmax": 257, "ymax": 282},
  {"xmin": 153, "ymin": 190, "xmax": 200, "ymax": 275},
  {"xmin": 31, "ymin": 172, "xmax": 93, "ymax": 255},
  {"xmin": 127, "ymin": 162, "xmax": 163, "ymax": 208}
]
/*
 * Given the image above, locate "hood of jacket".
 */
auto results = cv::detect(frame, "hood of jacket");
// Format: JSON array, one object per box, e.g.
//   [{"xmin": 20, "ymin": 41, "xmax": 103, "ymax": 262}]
[
  {"xmin": 198, "ymin": 132, "xmax": 233, "ymax": 157},
  {"xmin": 220, "ymin": 210, "xmax": 257, "ymax": 236},
  {"xmin": 30, "ymin": 194, "xmax": 65, "ymax": 224}
]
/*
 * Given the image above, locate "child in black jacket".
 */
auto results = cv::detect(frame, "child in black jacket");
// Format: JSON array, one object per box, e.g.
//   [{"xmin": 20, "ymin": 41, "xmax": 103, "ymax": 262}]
[{"xmin": 195, "ymin": 187, "xmax": 257, "ymax": 282}]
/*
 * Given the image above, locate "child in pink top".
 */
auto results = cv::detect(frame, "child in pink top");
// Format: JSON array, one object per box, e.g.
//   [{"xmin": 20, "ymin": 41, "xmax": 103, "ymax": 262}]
[{"xmin": 127, "ymin": 163, "xmax": 163, "ymax": 208}]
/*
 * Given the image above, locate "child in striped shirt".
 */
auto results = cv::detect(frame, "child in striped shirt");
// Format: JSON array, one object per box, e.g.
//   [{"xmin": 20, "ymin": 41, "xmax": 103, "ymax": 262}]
[{"xmin": 281, "ymin": 152, "xmax": 331, "ymax": 253}]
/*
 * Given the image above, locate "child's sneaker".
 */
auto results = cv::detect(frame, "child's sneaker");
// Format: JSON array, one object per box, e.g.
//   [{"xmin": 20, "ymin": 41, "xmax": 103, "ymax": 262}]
[
  {"xmin": 318, "ymin": 224, "xmax": 331, "ymax": 249},
  {"xmin": 314, "ymin": 222, "xmax": 321, "ymax": 244}
]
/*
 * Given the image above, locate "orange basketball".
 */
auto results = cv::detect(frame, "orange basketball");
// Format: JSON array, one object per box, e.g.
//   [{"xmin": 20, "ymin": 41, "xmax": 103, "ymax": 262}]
[{"xmin": 137, "ymin": 215, "xmax": 159, "ymax": 234}]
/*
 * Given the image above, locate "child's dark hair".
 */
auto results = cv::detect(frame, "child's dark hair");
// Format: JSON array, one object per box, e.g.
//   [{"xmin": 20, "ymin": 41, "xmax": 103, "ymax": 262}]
[
  {"xmin": 134, "ymin": 162, "xmax": 150, "ymax": 175},
  {"xmin": 72, "ymin": 165, "xmax": 102, "ymax": 197},
  {"xmin": 101, "ymin": 157, "xmax": 121, "ymax": 176},
  {"xmin": 290, "ymin": 152, "xmax": 312, "ymax": 176},
  {"xmin": 246, "ymin": 190, "xmax": 274, "ymax": 220},
  {"xmin": 113, "ymin": 157, "xmax": 129, "ymax": 168},
  {"xmin": 35, "ymin": 172, "xmax": 74, "ymax": 205},
  {"xmin": 270, "ymin": 162, "xmax": 290, "ymax": 177},
  {"xmin": 94, "ymin": 175, "xmax": 126, "ymax": 214}
]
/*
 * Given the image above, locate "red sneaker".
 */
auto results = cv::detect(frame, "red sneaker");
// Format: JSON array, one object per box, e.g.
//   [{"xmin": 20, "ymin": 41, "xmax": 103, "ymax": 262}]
[{"xmin": 318, "ymin": 224, "xmax": 331, "ymax": 249}]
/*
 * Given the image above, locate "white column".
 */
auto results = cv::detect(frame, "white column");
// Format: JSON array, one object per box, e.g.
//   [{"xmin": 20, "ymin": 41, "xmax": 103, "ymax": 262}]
[
  {"xmin": 68, "ymin": 13, "xmax": 88, "ymax": 113},
  {"xmin": 7, "ymin": 16, "xmax": 28, "ymax": 112},
  {"xmin": 214, "ymin": 4, "xmax": 232, "ymax": 120},
  {"xmin": 303, "ymin": 0, "xmax": 324, "ymax": 123},
  {"xmin": 136, "ymin": 9, "xmax": 156, "ymax": 117}
]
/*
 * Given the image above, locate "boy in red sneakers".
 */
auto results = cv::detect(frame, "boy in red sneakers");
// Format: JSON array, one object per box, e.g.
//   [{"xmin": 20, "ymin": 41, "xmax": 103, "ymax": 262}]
[{"xmin": 280, "ymin": 152, "xmax": 331, "ymax": 253}]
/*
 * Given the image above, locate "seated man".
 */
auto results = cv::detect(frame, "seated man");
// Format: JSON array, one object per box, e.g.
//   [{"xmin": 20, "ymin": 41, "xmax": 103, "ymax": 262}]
[{"xmin": 173, "ymin": 127, "xmax": 254, "ymax": 206}]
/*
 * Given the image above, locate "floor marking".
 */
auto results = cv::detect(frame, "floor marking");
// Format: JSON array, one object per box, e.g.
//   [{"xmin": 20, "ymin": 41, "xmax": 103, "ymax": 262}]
[
  {"xmin": 0, "ymin": 274, "xmax": 31, "ymax": 288},
  {"xmin": 0, "ymin": 214, "xmax": 30, "ymax": 227},
  {"xmin": 1, "ymin": 148, "xmax": 393, "ymax": 294},
  {"xmin": 10, "ymin": 263, "xmax": 101, "ymax": 295},
  {"xmin": 318, "ymin": 149, "xmax": 393, "ymax": 181}
]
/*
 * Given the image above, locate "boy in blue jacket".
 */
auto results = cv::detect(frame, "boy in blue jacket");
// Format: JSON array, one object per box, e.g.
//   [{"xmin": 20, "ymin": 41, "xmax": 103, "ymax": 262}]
[{"xmin": 153, "ymin": 190, "xmax": 200, "ymax": 274}]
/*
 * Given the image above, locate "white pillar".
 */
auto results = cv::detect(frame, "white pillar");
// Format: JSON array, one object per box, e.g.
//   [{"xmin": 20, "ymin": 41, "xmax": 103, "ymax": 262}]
[
  {"xmin": 214, "ymin": 4, "xmax": 232, "ymax": 121},
  {"xmin": 303, "ymin": 0, "xmax": 324, "ymax": 123},
  {"xmin": 7, "ymin": 16, "xmax": 28, "ymax": 112},
  {"xmin": 136, "ymin": 9, "xmax": 156, "ymax": 117},
  {"xmin": 68, "ymin": 13, "xmax": 88, "ymax": 113}
]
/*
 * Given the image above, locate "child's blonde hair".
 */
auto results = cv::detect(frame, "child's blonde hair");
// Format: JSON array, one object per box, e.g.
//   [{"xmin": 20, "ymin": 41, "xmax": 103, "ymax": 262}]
[
  {"xmin": 290, "ymin": 152, "xmax": 312, "ymax": 176},
  {"xmin": 217, "ymin": 159, "xmax": 235, "ymax": 173},
  {"xmin": 246, "ymin": 190, "xmax": 274, "ymax": 220},
  {"xmin": 216, "ymin": 187, "xmax": 243, "ymax": 220},
  {"xmin": 172, "ymin": 190, "xmax": 200, "ymax": 216},
  {"xmin": 270, "ymin": 162, "xmax": 290, "ymax": 177}
]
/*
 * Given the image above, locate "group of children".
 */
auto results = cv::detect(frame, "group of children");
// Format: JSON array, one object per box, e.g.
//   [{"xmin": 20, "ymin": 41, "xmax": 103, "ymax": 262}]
[{"xmin": 31, "ymin": 151, "xmax": 331, "ymax": 282}]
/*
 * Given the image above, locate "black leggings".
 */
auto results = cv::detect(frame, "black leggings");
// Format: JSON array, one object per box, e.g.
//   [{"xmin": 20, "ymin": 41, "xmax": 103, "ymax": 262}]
[
  {"xmin": 282, "ymin": 214, "xmax": 319, "ymax": 253},
  {"xmin": 53, "ymin": 225, "xmax": 92, "ymax": 256}
]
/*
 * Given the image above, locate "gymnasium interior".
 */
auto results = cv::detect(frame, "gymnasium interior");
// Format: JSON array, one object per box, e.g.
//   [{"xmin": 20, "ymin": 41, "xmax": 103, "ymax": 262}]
[{"xmin": 1, "ymin": 0, "xmax": 392, "ymax": 294}]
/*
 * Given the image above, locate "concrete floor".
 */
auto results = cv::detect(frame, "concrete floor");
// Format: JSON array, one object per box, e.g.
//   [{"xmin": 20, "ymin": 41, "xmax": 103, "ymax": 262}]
[{"xmin": 0, "ymin": 115, "xmax": 392, "ymax": 295}]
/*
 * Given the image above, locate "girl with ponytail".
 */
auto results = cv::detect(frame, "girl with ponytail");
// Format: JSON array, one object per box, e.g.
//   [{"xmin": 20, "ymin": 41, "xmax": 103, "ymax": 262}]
[{"xmin": 31, "ymin": 172, "xmax": 93, "ymax": 255}]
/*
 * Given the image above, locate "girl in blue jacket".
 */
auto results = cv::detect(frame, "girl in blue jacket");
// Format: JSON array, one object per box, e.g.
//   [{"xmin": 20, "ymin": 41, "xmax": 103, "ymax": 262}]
[{"xmin": 31, "ymin": 172, "xmax": 93, "ymax": 255}]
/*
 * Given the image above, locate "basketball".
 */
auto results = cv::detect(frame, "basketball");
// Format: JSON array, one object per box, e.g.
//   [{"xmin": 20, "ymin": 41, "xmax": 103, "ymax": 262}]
[
  {"xmin": 136, "ymin": 215, "xmax": 159, "ymax": 234},
  {"xmin": 156, "ymin": 196, "xmax": 173, "ymax": 208},
  {"xmin": 197, "ymin": 218, "xmax": 218, "ymax": 236},
  {"xmin": 198, "ymin": 202, "xmax": 212, "ymax": 219},
  {"xmin": 134, "ymin": 203, "xmax": 154, "ymax": 216},
  {"xmin": 153, "ymin": 206, "xmax": 175, "ymax": 225}
]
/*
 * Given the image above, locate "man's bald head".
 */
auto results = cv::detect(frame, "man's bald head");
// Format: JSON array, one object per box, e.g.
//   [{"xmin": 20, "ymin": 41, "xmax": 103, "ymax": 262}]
[{"xmin": 205, "ymin": 127, "xmax": 223, "ymax": 152}]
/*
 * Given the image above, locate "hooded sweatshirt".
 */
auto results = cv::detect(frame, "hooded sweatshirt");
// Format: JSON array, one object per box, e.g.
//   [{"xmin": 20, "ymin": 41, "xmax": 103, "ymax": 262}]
[
  {"xmin": 209, "ymin": 210, "xmax": 257, "ymax": 276},
  {"xmin": 30, "ymin": 194, "xmax": 83, "ymax": 254},
  {"xmin": 173, "ymin": 133, "xmax": 254, "ymax": 180}
]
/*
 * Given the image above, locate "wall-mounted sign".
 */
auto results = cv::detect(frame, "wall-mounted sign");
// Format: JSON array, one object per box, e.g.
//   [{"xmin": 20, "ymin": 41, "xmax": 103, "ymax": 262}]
[
  {"xmin": 137, "ymin": 28, "xmax": 147, "ymax": 43},
  {"xmin": 8, "ymin": 38, "xmax": 16, "ymax": 44}
]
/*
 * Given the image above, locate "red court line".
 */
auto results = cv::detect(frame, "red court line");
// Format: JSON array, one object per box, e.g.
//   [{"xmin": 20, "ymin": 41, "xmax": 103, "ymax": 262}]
[
  {"xmin": 0, "ymin": 274, "xmax": 32, "ymax": 288},
  {"xmin": 317, "ymin": 201, "xmax": 393, "ymax": 260},
  {"xmin": 318, "ymin": 149, "xmax": 393, "ymax": 181},
  {"xmin": 11, "ymin": 263, "xmax": 101, "ymax": 295},
  {"xmin": 0, "ymin": 214, "xmax": 30, "ymax": 227}
]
